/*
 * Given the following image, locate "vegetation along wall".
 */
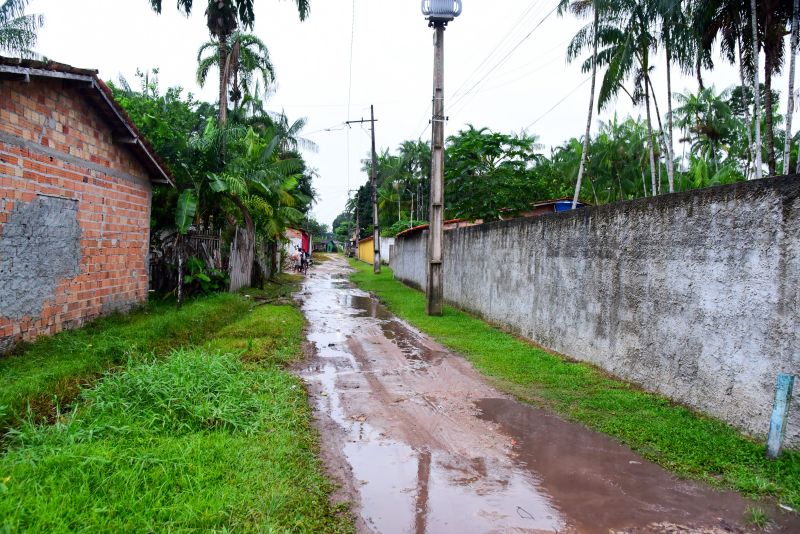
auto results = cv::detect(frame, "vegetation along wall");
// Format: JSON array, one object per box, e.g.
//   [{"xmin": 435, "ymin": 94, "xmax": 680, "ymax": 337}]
[
  {"xmin": 390, "ymin": 177, "xmax": 800, "ymax": 448},
  {"xmin": 0, "ymin": 76, "xmax": 153, "ymax": 352}
]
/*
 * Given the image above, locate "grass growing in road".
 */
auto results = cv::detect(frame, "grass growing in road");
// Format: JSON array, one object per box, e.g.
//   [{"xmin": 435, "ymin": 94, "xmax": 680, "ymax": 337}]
[
  {"xmin": 348, "ymin": 259, "xmax": 800, "ymax": 511},
  {"xmin": 0, "ymin": 294, "xmax": 252, "ymax": 433},
  {"xmin": 0, "ymin": 294, "xmax": 352, "ymax": 532}
]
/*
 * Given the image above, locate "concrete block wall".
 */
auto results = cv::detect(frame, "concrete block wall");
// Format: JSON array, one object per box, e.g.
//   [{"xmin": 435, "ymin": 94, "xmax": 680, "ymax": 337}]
[
  {"xmin": 390, "ymin": 177, "xmax": 800, "ymax": 448},
  {"xmin": 0, "ymin": 77, "xmax": 153, "ymax": 352}
]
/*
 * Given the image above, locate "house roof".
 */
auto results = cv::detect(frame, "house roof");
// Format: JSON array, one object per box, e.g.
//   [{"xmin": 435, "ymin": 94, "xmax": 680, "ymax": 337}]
[
  {"xmin": 395, "ymin": 218, "xmax": 473, "ymax": 239},
  {"xmin": 0, "ymin": 56, "xmax": 174, "ymax": 186}
]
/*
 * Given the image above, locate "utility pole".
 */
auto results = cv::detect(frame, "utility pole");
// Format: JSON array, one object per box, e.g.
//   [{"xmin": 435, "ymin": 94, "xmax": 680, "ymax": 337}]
[
  {"xmin": 427, "ymin": 26, "xmax": 447, "ymax": 314},
  {"xmin": 348, "ymin": 189, "xmax": 360, "ymax": 256},
  {"xmin": 346, "ymin": 110, "xmax": 381, "ymax": 273},
  {"xmin": 421, "ymin": 1, "xmax": 461, "ymax": 315}
]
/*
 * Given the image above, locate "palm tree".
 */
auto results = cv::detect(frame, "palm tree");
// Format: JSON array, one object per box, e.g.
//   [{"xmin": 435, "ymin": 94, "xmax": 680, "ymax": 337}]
[
  {"xmin": 695, "ymin": 0, "xmax": 794, "ymax": 177},
  {"xmin": 673, "ymin": 87, "xmax": 736, "ymax": 171},
  {"xmin": 561, "ymin": 0, "xmax": 602, "ymax": 207},
  {"xmin": 656, "ymin": 0, "xmax": 695, "ymax": 193},
  {"xmin": 784, "ymin": 0, "xmax": 799, "ymax": 174},
  {"xmin": 148, "ymin": 0, "xmax": 310, "ymax": 124},
  {"xmin": 197, "ymin": 32, "xmax": 274, "ymax": 111},
  {"xmin": 0, "ymin": 0, "xmax": 43, "ymax": 58},
  {"xmin": 589, "ymin": 0, "xmax": 660, "ymax": 196},
  {"xmin": 200, "ymin": 125, "xmax": 307, "ymax": 290}
]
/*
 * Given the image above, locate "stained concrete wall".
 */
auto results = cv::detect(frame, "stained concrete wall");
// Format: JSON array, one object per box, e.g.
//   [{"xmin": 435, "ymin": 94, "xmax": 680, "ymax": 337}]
[{"xmin": 390, "ymin": 177, "xmax": 800, "ymax": 448}]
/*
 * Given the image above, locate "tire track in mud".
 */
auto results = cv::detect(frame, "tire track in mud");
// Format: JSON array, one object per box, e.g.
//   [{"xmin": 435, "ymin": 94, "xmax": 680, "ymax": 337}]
[{"xmin": 297, "ymin": 257, "xmax": 799, "ymax": 534}]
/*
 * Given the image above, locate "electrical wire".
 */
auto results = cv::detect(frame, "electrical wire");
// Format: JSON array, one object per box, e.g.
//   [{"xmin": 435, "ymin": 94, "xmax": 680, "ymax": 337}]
[
  {"xmin": 448, "ymin": 35, "xmax": 572, "ymax": 118},
  {"xmin": 449, "ymin": 0, "xmax": 544, "ymax": 103},
  {"xmin": 411, "ymin": 0, "xmax": 544, "ymax": 139},
  {"xmin": 448, "ymin": 1, "xmax": 560, "ymax": 113},
  {"xmin": 411, "ymin": 0, "xmax": 559, "ymax": 140},
  {"xmin": 524, "ymin": 75, "xmax": 591, "ymax": 130},
  {"xmin": 346, "ymin": 0, "xmax": 356, "ymax": 192}
]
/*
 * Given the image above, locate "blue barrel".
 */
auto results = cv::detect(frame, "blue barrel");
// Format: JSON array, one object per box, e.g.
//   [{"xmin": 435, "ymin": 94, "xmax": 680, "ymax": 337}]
[{"xmin": 554, "ymin": 200, "xmax": 582, "ymax": 212}]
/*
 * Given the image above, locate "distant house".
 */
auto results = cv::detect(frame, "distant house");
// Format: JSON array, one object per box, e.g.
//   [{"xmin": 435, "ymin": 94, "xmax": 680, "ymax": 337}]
[
  {"xmin": 506, "ymin": 198, "xmax": 587, "ymax": 220},
  {"xmin": 356, "ymin": 235, "xmax": 395, "ymax": 265},
  {"xmin": 0, "ymin": 57, "xmax": 173, "ymax": 353},
  {"xmin": 284, "ymin": 228, "xmax": 311, "ymax": 254}
]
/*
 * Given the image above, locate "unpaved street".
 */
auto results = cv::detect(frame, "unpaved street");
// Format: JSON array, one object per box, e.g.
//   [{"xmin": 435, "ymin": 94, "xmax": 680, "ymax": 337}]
[{"xmin": 298, "ymin": 257, "xmax": 794, "ymax": 533}]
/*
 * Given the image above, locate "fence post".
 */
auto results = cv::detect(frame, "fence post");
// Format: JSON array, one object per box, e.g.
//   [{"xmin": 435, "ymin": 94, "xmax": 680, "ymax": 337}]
[{"xmin": 766, "ymin": 373, "xmax": 795, "ymax": 459}]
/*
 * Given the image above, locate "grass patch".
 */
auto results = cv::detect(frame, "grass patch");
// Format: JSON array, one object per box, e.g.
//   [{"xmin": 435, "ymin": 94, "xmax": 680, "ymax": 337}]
[
  {"xmin": 745, "ymin": 507, "xmax": 770, "ymax": 529},
  {"xmin": 240, "ymin": 273, "xmax": 303, "ymax": 302},
  {"xmin": 0, "ymin": 284, "xmax": 352, "ymax": 532},
  {"xmin": 0, "ymin": 294, "xmax": 253, "ymax": 433},
  {"xmin": 348, "ymin": 259, "xmax": 800, "ymax": 510}
]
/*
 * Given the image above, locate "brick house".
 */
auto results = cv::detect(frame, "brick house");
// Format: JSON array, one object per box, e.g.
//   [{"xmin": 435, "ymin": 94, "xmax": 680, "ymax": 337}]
[{"xmin": 0, "ymin": 57, "xmax": 173, "ymax": 353}]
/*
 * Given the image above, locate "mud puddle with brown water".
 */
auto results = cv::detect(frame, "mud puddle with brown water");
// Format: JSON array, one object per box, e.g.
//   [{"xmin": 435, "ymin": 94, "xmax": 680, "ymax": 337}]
[{"xmin": 298, "ymin": 257, "xmax": 798, "ymax": 533}]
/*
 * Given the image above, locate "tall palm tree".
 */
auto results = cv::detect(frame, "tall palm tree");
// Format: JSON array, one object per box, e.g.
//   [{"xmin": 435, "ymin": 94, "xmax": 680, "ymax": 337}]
[
  {"xmin": 589, "ymin": 0, "xmax": 660, "ymax": 196},
  {"xmin": 197, "ymin": 32, "xmax": 274, "ymax": 111},
  {"xmin": 696, "ymin": 0, "xmax": 795, "ymax": 176},
  {"xmin": 148, "ymin": 0, "xmax": 310, "ymax": 124},
  {"xmin": 784, "ymin": 0, "xmax": 799, "ymax": 174},
  {"xmin": 561, "ymin": 0, "xmax": 602, "ymax": 207},
  {"xmin": 673, "ymin": 86, "xmax": 736, "ymax": 170},
  {"xmin": 749, "ymin": 0, "xmax": 765, "ymax": 178},
  {"xmin": 656, "ymin": 0, "xmax": 695, "ymax": 193},
  {"xmin": 756, "ymin": 0, "xmax": 792, "ymax": 176},
  {"xmin": 0, "ymin": 0, "xmax": 43, "ymax": 58}
]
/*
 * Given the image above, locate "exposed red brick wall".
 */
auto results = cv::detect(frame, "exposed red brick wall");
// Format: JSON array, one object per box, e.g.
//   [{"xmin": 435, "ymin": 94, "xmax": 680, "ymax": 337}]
[{"xmin": 0, "ymin": 77, "xmax": 153, "ymax": 350}]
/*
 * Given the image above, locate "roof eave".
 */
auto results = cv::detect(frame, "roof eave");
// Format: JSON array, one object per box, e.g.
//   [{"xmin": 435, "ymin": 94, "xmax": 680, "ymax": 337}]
[{"xmin": 0, "ymin": 62, "xmax": 175, "ymax": 187}]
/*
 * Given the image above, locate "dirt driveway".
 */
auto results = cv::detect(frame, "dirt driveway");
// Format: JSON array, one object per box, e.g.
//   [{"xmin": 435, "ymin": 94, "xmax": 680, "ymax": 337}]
[{"xmin": 297, "ymin": 257, "xmax": 796, "ymax": 533}]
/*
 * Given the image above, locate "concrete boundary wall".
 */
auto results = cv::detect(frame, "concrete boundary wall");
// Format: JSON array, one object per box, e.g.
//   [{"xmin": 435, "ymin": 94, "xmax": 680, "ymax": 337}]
[{"xmin": 390, "ymin": 177, "xmax": 799, "ymax": 448}]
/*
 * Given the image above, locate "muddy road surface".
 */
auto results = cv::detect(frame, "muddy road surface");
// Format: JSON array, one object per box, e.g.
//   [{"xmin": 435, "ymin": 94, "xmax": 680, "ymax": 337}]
[{"xmin": 298, "ymin": 257, "xmax": 798, "ymax": 533}]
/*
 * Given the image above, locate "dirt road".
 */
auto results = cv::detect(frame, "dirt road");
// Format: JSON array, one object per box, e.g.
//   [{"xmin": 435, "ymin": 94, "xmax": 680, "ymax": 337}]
[{"xmin": 298, "ymin": 257, "xmax": 796, "ymax": 533}]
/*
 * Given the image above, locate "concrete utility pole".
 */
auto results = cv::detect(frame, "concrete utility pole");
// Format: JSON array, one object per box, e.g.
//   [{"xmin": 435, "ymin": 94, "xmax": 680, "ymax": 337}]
[
  {"xmin": 348, "ymin": 188, "xmax": 360, "ymax": 256},
  {"xmin": 421, "ymin": 1, "xmax": 461, "ymax": 315},
  {"xmin": 427, "ymin": 25, "xmax": 445, "ymax": 315},
  {"xmin": 370, "ymin": 105, "xmax": 381, "ymax": 273},
  {"xmin": 345, "ymin": 111, "xmax": 381, "ymax": 273}
]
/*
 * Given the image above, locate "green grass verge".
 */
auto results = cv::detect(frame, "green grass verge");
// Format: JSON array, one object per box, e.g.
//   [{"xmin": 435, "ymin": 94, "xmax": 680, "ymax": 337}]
[
  {"xmin": 348, "ymin": 259, "xmax": 800, "ymax": 510},
  {"xmin": 1, "ymin": 292, "xmax": 352, "ymax": 532},
  {"xmin": 240, "ymin": 273, "xmax": 304, "ymax": 302},
  {"xmin": 0, "ymin": 294, "xmax": 253, "ymax": 433}
]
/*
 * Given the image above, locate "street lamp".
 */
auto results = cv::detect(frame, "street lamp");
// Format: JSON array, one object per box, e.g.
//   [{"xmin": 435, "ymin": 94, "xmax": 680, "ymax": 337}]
[{"xmin": 421, "ymin": 0, "xmax": 461, "ymax": 316}]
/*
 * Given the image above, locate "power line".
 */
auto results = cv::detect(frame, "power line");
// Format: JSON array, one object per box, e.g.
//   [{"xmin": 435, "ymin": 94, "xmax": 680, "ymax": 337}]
[
  {"xmin": 449, "ymin": 2, "xmax": 561, "ymax": 113},
  {"xmin": 448, "ymin": 35, "xmax": 572, "ymax": 118},
  {"xmin": 411, "ymin": 0, "xmax": 560, "ymax": 141},
  {"xmin": 449, "ymin": 0, "xmax": 543, "ymax": 102},
  {"xmin": 345, "ymin": 0, "xmax": 357, "ymax": 192},
  {"xmin": 411, "ymin": 0, "xmax": 544, "ymax": 139},
  {"xmin": 524, "ymin": 75, "xmax": 591, "ymax": 130}
]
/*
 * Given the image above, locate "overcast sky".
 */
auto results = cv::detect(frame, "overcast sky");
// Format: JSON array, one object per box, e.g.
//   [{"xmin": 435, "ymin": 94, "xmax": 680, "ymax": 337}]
[{"xmin": 27, "ymin": 0, "xmax": 788, "ymax": 228}]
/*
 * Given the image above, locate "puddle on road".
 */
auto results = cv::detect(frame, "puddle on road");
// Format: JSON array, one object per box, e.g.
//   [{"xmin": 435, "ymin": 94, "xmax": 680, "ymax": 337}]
[
  {"xmin": 476, "ymin": 398, "xmax": 800, "ymax": 533},
  {"xmin": 346, "ymin": 293, "xmax": 444, "ymax": 367}
]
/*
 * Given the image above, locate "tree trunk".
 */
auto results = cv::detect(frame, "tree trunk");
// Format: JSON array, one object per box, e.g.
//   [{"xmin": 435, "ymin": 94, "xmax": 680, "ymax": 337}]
[
  {"xmin": 573, "ymin": 9, "xmax": 599, "ymax": 209},
  {"xmin": 765, "ymin": 52, "xmax": 777, "ymax": 176},
  {"xmin": 665, "ymin": 32, "xmax": 676, "ymax": 193},
  {"xmin": 647, "ymin": 77, "xmax": 671, "ymax": 191},
  {"xmin": 751, "ymin": 0, "xmax": 764, "ymax": 179},
  {"xmin": 785, "ymin": 0, "xmax": 799, "ymax": 174},
  {"xmin": 228, "ymin": 196, "xmax": 255, "ymax": 292},
  {"xmin": 738, "ymin": 36, "xmax": 755, "ymax": 178},
  {"xmin": 218, "ymin": 36, "xmax": 230, "ymax": 125},
  {"xmin": 176, "ymin": 233, "xmax": 184, "ymax": 309},
  {"xmin": 644, "ymin": 68, "xmax": 658, "ymax": 196}
]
